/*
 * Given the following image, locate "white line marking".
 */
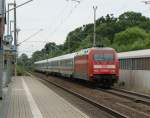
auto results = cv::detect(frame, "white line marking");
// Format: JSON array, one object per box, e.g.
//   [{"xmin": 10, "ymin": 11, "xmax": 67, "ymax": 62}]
[{"xmin": 22, "ymin": 78, "xmax": 43, "ymax": 118}]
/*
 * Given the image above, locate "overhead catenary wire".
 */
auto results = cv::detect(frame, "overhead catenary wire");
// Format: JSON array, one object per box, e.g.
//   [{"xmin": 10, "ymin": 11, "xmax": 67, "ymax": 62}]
[
  {"xmin": 32, "ymin": 0, "xmax": 84, "ymax": 57},
  {"xmin": 46, "ymin": 2, "xmax": 69, "ymax": 31},
  {"xmin": 45, "ymin": 0, "xmax": 84, "ymax": 43},
  {"xmin": 19, "ymin": 0, "xmax": 84, "ymax": 56},
  {"xmin": 4, "ymin": 0, "xmax": 34, "ymax": 14},
  {"xmin": 17, "ymin": 29, "xmax": 43, "ymax": 46}
]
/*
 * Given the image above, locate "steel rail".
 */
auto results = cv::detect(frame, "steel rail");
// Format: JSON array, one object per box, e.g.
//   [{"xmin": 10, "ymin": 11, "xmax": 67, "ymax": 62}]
[
  {"xmin": 36, "ymin": 77, "xmax": 128, "ymax": 118},
  {"xmin": 100, "ymin": 88, "xmax": 150, "ymax": 106},
  {"xmin": 112, "ymin": 88, "xmax": 150, "ymax": 99}
]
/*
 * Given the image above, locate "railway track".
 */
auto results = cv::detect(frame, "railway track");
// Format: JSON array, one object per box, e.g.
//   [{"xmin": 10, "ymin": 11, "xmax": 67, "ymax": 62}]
[
  {"xmin": 101, "ymin": 88, "xmax": 150, "ymax": 106},
  {"xmin": 113, "ymin": 88, "xmax": 150, "ymax": 99},
  {"xmin": 37, "ymin": 77, "xmax": 128, "ymax": 118},
  {"xmin": 31, "ymin": 72, "xmax": 150, "ymax": 118}
]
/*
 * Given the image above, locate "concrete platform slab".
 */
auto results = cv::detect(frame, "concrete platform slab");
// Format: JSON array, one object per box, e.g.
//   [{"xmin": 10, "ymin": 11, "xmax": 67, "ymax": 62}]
[{"xmin": 0, "ymin": 76, "xmax": 89, "ymax": 118}]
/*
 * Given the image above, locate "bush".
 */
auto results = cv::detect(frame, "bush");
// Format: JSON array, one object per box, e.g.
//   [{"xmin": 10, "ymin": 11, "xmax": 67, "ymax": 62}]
[{"xmin": 16, "ymin": 65, "xmax": 26, "ymax": 76}]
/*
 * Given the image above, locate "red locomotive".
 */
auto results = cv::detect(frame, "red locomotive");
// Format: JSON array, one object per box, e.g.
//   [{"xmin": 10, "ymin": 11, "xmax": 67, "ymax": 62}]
[{"xmin": 35, "ymin": 47, "xmax": 119, "ymax": 87}]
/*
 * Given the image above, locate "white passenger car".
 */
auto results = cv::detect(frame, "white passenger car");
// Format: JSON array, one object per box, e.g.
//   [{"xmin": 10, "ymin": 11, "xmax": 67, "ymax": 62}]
[
  {"xmin": 118, "ymin": 49, "xmax": 150, "ymax": 89},
  {"xmin": 34, "ymin": 53, "xmax": 76, "ymax": 77}
]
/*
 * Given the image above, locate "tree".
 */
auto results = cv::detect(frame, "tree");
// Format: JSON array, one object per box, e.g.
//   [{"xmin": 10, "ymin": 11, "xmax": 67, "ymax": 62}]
[
  {"xmin": 29, "ymin": 11, "xmax": 150, "ymax": 64},
  {"xmin": 113, "ymin": 27, "xmax": 148, "ymax": 51},
  {"xmin": 118, "ymin": 11, "xmax": 149, "ymax": 30}
]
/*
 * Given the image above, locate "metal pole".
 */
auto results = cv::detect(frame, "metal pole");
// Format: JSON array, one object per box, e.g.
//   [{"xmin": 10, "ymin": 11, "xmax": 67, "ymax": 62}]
[
  {"xmin": 7, "ymin": 4, "xmax": 9, "ymax": 35},
  {"xmin": 6, "ymin": 0, "xmax": 34, "ymax": 14},
  {"xmin": 14, "ymin": 0, "xmax": 17, "ymax": 76},
  {"xmin": 10, "ymin": 21, "xmax": 14, "ymax": 36},
  {"xmin": 93, "ymin": 6, "xmax": 97, "ymax": 47},
  {"xmin": 7, "ymin": 3, "xmax": 14, "ymax": 35}
]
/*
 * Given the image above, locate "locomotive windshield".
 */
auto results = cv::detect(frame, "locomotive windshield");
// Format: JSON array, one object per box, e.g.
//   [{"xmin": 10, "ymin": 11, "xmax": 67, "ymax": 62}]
[{"xmin": 94, "ymin": 54, "xmax": 113, "ymax": 61}]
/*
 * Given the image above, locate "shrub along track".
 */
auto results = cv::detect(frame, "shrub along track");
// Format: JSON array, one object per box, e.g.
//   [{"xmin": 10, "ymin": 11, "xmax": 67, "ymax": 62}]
[{"xmin": 32, "ymin": 72, "xmax": 150, "ymax": 118}]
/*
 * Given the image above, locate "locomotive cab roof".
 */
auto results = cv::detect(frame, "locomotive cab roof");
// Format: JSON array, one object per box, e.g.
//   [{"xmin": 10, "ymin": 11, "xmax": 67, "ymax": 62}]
[{"xmin": 76, "ymin": 47, "xmax": 115, "ymax": 56}]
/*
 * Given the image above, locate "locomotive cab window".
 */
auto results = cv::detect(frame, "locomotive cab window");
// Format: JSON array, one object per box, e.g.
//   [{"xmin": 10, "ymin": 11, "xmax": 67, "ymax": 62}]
[{"xmin": 93, "ymin": 54, "xmax": 113, "ymax": 61}]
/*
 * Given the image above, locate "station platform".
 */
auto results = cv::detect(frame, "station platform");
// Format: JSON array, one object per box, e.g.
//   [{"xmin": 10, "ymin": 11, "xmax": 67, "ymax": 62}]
[{"xmin": 0, "ymin": 76, "xmax": 89, "ymax": 118}]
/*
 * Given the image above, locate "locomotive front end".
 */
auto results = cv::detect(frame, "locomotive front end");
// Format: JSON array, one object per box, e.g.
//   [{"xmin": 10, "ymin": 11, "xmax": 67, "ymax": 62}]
[{"xmin": 89, "ymin": 48, "xmax": 119, "ymax": 87}]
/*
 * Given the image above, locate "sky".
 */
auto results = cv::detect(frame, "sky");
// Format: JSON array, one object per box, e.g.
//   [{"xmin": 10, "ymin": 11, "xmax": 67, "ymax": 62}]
[{"xmin": 6, "ymin": 0, "xmax": 150, "ymax": 57}]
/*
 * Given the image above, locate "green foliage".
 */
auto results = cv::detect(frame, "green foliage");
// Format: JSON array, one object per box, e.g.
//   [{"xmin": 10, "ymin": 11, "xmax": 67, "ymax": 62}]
[
  {"xmin": 23, "ymin": 11, "xmax": 150, "ymax": 64},
  {"xmin": 17, "ymin": 53, "xmax": 33, "ymax": 72},
  {"xmin": 16, "ymin": 65, "xmax": 26, "ymax": 76},
  {"xmin": 113, "ymin": 27, "xmax": 148, "ymax": 51}
]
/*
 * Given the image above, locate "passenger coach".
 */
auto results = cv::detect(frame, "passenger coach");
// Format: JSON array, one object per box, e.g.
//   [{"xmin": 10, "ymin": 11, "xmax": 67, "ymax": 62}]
[
  {"xmin": 34, "ymin": 47, "xmax": 119, "ymax": 87},
  {"xmin": 118, "ymin": 49, "xmax": 150, "ymax": 89}
]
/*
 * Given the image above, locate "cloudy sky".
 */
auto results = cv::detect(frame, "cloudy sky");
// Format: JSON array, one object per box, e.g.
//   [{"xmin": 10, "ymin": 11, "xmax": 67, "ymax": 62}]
[{"xmin": 6, "ymin": 0, "xmax": 150, "ymax": 57}]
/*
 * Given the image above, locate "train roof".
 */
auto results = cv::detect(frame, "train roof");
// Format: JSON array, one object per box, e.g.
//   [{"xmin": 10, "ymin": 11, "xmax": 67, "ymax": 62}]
[
  {"xmin": 35, "ymin": 52, "xmax": 76, "ymax": 64},
  {"xmin": 34, "ymin": 47, "xmax": 116, "ymax": 64},
  {"xmin": 118, "ymin": 49, "xmax": 150, "ymax": 59},
  {"xmin": 76, "ymin": 47, "xmax": 115, "ymax": 56}
]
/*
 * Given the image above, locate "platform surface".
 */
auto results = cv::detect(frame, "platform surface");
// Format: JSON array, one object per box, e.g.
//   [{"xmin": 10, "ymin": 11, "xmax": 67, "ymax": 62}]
[{"xmin": 0, "ymin": 76, "xmax": 89, "ymax": 118}]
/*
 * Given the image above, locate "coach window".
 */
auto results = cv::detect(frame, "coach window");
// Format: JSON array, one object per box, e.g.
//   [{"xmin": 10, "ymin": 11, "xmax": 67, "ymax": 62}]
[
  {"xmin": 148, "ymin": 58, "xmax": 150, "ymax": 70},
  {"xmin": 141, "ymin": 58, "xmax": 144, "ymax": 70},
  {"xmin": 65, "ymin": 60, "xmax": 68, "ymax": 67},
  {"xmin": 54, "ymin": 62, "xmax": 56, "ymax": 67},
  {"xmin": 67, "ymin": 60, "xmax": 69, "ymax": 67},
  {"xmin": 136, "ymin": 58, "xmax": 139, "ymax": 70},
  {"xmin": 144, "ymin": 58, "xmax": 147, "ymax": 70},
  {"xmin": 124, "ymin": 59, "xmax": 126, "ymax": 69},
  {"xmin": 132, "ymin": 59, "xmax": 135, "ymax": 70},
  {"xmin": 67, "ymin": 60, "xmax": 70, "ymax": 67},
  {"xmin": 147, "ymin": 58, "xmax": 149, "ymax": 70},
  {"xmin": 126, "ymin": 59, "xmax": 128, "ymax": 69},
  {"xmin": 138, "ymin": 58, "xmax": 141, "ymax": 70},
  {"xmin": 123, "ymin": 59, "xmax": 126, "ymax": 69},
  {"xmin": 61, "ymin": 60, "xmax": 64, "ymax": 67},
  {"xmin": 60, "ymin": 61, "xmax": 63, "ymax": 67},
  {"xmin": 63, "ymin": 60, "xmax": 65, "ymax": 67},
  {"xmin": 49, "ymin": 62, "xmax": 51, "ymax": 67},
  {"xmin": 122, "ymin": 59, "xmax": 124, "ymax": 69},
  {"xmin": 142, "ymin": 58, "xmax": 144, "ymax": 70},
  {"xmin": 140, "ymin": 58, "xmax": 143, "ymax": 70},
  {"xmin": 146, "ymin": 57, "xmax": 149, "ymax": 70},
  {"xmin": 128, "ymin": 58, "xmax": 132, "ymax": 70},
  {"xmin": 121, "ymin": 59, "xmax": 124, "ymax": 69},
  {"xmin": 127, "ymin": 59, "xmax": 130, "ymax": 70},
  {"xmin": 120, "ymin": 59, "xmax": 123, "ymax": 69},
  {"xmin": 119, "ymin": 60, "xmax": 121, "ymax": 69},
  {"xmin": 146, "ymin": 58, "xmax": 149, "ymax": 70},
  {"xmin": 145, "ymin": 58, "xmax": 149, "ymax": 70}
]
